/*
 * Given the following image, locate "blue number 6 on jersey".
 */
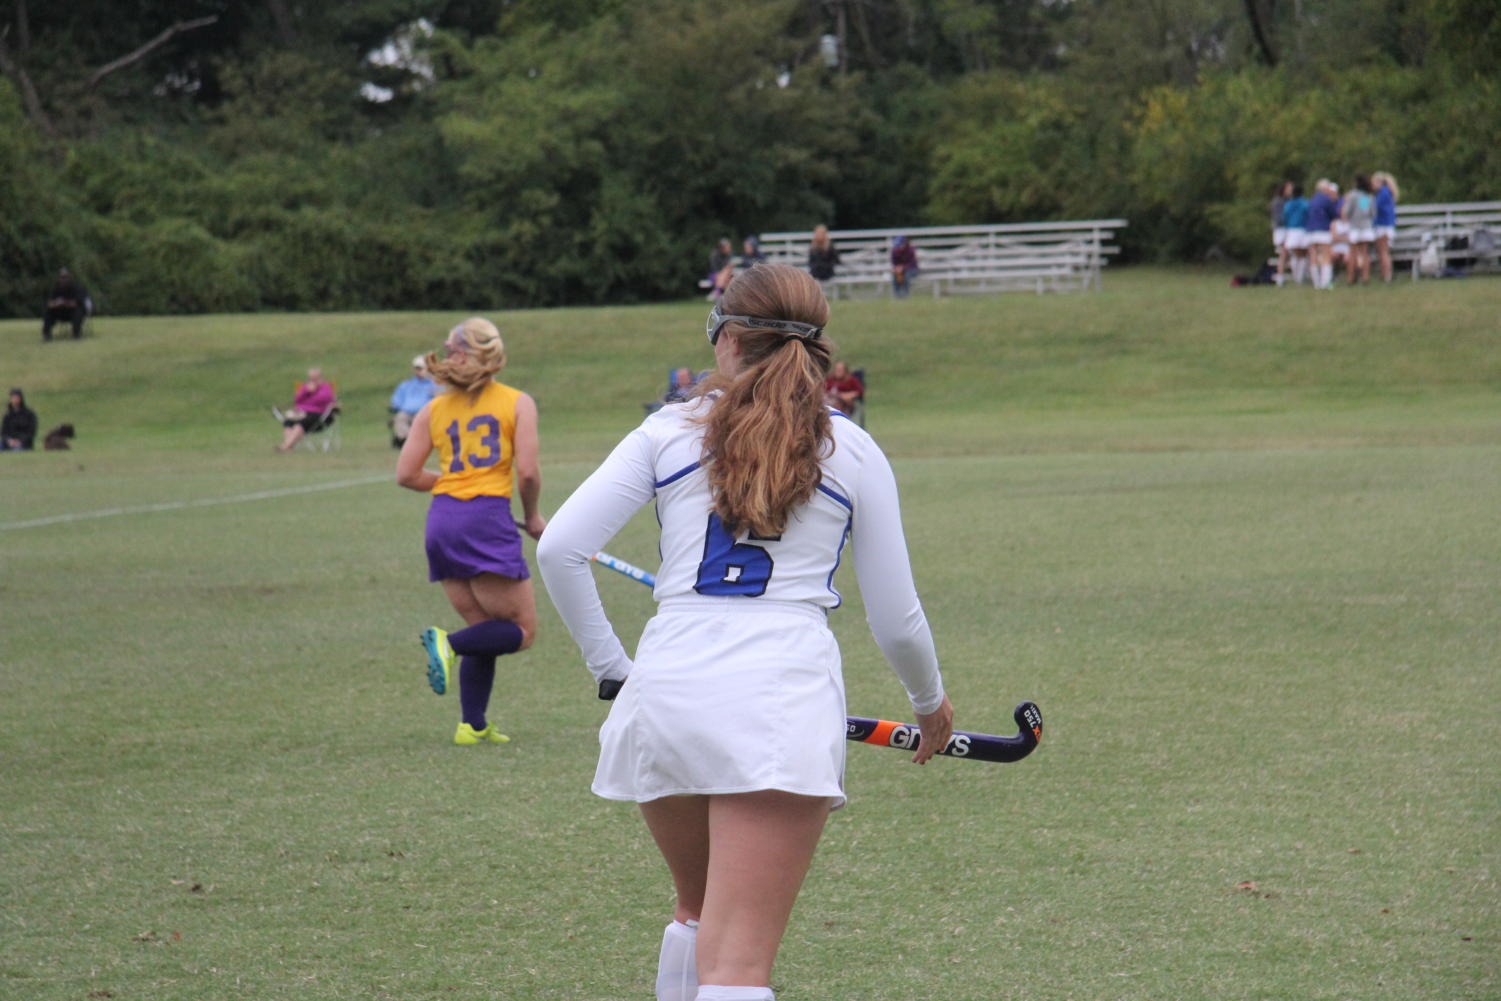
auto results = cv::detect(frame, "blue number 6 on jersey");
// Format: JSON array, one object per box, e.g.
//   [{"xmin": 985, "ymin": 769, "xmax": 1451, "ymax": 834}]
[{"xmin": 694, "ymin": 513, "xmax": 776, "ymax": 596}]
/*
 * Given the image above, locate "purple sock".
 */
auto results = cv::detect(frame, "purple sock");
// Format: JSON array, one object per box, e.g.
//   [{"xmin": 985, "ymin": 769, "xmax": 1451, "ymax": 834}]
[
  {"xmin": 449, "ymin": 619, "xmax": 524, "ymax": 656},
  {"xmin": 459, "ymin": 655, "xmax": 497, "ymax": 730}
]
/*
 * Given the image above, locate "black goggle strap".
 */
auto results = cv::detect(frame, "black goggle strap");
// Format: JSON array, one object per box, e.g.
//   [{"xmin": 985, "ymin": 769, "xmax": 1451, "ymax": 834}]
[{"xmin": 707, "ymin": 304, "xmax": 823, "ymax": 345}]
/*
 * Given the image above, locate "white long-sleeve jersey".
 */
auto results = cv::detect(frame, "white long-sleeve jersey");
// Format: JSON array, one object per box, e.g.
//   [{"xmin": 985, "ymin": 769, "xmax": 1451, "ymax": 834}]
[{"xmin": 536, "ymin": 399, "xmax": 945, "ymax": 715}]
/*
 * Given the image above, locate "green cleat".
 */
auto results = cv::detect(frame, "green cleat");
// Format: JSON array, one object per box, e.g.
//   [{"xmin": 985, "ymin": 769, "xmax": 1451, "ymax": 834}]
[
  {"xmin": 454, "ymin": 722, "xmax": 511, "ymax": 746},
  {"xmin": 420, "ymin": 627, "xmax": 455, "ymax": 695}
]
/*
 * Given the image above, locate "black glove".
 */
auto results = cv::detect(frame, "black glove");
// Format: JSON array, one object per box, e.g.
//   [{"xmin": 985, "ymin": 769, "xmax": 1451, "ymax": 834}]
[{"xmin": 598, "ymin": 678, "xmax": 624, "ymax": 701}]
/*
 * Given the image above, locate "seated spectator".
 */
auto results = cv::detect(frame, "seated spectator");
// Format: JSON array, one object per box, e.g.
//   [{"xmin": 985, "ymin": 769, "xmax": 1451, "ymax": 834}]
[
  {"xmin": 823, "ymin": 361, "xmax": 864, "ymax": 416},
  {"xmin": 706, "ymin": 238, "xmax": 735, "ymax": 301},
  {"xmin": 42, "ymin": 269, "xmax": 90, "ymax": 341},
  {"xmin": 644, "ymin": 367, "xmax": 703, "ymax": 414},
  {"xmin": 665, "ymin": 366, "xmax": 699, "ymax": 404},
  {"xmin": 890, "ymin": 236, "xmax": 919, "ymax": 298},
  {"xmin": 808, "ymin": 224, "xmax": 840, "ymax": 282},
  {"xmin": 389, "ymin": 354, "xmax": 437, "ymax": 449},
  {"xmin": 274, "ymin": 367, "xmax": 338, "ymax": 452},
  {"xmin": 740, "ymin": 235, "xmax": 766, "ymax": 269},
  {"xmin": 3, "ymin": 388, "xmax": 37, "ymax": 451}
]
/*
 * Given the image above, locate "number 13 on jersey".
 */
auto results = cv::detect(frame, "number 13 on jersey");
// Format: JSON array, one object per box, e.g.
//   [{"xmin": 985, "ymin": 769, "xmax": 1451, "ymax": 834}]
[{"xmin": 444, "ymin": 415, "xmax": 503, "ymax": 473}]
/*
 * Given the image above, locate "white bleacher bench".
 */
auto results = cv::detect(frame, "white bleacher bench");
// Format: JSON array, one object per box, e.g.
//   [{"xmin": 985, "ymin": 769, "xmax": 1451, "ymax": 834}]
[
  {"xmin": 1387, "ymin": 201, "xmax": 1501, "ymax": 279},
  {"xmin": 756, "ymin": 220, "xmax": 1127, "ymax": 299}
]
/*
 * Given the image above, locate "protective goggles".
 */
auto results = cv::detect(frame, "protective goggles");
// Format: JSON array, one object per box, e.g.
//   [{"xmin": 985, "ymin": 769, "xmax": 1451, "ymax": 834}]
[{"xmin": 706, "ymin": 303, "xmax": 824, "ymax": 346}]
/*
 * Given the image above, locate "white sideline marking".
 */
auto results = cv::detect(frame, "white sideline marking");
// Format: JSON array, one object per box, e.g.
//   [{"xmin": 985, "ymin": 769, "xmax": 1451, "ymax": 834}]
[{"xmin": 0, "ymin": 474, "xmax": 391, "ymax": 531}]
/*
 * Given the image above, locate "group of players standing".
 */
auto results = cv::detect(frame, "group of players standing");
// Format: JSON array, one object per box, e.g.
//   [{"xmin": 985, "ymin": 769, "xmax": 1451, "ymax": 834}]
[
  {"xmin": 1271, "ymin": 171, "xmax": 1399, "ymax": 288},
  {"xmin": 394, "ymin": 264, "xmax": 955, "ymax": 1001}
]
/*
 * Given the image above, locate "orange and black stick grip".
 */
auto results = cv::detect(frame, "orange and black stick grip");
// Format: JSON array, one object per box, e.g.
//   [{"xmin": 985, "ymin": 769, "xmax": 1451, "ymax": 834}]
[{"xmin": 845, "ymin": 701, "xmax": 1042, "ymax": 763}]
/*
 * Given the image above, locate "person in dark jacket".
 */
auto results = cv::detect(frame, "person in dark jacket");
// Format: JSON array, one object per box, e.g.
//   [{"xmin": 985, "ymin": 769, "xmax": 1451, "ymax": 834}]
[
  {"xmin": 42, "ymin": 269, "xmax": 89, "ymax": 341},
  {"xmin": 3, "ymin": 389, "xmax": 38, "ymax": 451},
  {"xmin": 807, "ymin": 224, "xmax": 840, "ymax": 282}
]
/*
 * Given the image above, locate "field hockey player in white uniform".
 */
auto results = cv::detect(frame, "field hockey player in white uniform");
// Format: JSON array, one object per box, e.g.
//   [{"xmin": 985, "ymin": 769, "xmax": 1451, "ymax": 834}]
[{"xmin": 537, "ymin": 263, "xmax": 954, "ymax": 1001}]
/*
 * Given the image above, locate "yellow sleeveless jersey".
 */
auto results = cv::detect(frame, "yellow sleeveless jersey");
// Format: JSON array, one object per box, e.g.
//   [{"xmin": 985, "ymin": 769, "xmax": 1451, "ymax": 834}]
[{"xmin": 429, "ymin": 381, "xmax": 522, "ymax": 500}]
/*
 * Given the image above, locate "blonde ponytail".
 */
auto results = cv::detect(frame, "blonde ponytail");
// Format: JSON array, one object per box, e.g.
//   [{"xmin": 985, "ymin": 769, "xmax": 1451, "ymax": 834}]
[{"xmin": 427, "ymin": 317, "xmax": 506, "ymax": 399}]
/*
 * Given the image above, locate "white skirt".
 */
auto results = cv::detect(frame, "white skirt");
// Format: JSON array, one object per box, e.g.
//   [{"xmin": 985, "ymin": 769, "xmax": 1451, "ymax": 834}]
[{"xmin": 593, "ymin": 598, "xmax": 849, "ymax": 809}]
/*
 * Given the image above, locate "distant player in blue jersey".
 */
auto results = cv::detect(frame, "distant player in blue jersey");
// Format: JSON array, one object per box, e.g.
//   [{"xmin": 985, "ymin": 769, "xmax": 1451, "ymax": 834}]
[
  {"xmin": 1270, "ymin": 179, "xmax": 1293, "ymax": 285},
  {"xmin": 1373, "ymin": 171, "xmax": 1400, "ymax": 282},
  {"xmin": 1306, "ymin": 179, "xmax": 1338, "ymax": 290},
  {"xmin": 538, "ymin": 263, "xmax": 954, "ymax": 1001},
  {"xmin": 396, "ymin": 317, "xmax": 546, "ymax": 745},
  {"xmin": 1282, "ymin": 184, "xmax": 1310, "ymax": 285}
]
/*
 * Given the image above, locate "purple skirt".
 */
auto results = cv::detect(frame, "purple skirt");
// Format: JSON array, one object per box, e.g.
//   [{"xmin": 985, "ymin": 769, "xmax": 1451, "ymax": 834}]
[{"xmin": 425, "ymin": 494, "xmax": 531, "ymax": 582}]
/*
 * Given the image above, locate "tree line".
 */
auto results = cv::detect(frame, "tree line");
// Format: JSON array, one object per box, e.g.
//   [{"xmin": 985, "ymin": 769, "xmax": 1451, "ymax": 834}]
[{"xmin": 2, "ymin": 0, "xmax": 1497, "ymax": 316}]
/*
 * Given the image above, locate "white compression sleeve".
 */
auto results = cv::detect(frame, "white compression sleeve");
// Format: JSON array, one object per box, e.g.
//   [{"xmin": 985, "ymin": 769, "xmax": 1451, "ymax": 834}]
[
  {"xmin": 536, "ymin": 428, "xmax": 657, "ymax": 684},
  {"xmin": 850, "ymin": 446, "xmax": 945, "ymax": 715},
  {"xmin": 656, "ymin": 920, "xmax": 698, "ymax": 1001}
]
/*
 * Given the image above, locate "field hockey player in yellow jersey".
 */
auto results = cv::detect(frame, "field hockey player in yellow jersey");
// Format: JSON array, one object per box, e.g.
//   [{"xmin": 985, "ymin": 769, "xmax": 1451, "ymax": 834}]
[{"xmin": 396, "ymin": 317, "xmax": 546, "ymax": 745}]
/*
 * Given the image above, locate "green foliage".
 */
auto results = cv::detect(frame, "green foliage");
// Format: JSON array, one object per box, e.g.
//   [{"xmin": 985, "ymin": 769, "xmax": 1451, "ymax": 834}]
[
  {"xmin": 1128, "ymin": 65, "xmax": 1501, "ymax": 261},
  {"xmin": 0, "ymin": 84, "xmax": 83, "ymax": 315},
  {"xmin": 926, "ymin": 72, "xmax": 1130, "ymax": 225},
  {"xmin": 435, "ymin": 1, "xmax": 864, "ymax": 303},
  {"xmin": 91, "ymin": 215, "xmax": 259, "ymax": 313},
  {"xmin": 0, "ymin": 0, "xmax": 1498, "ymax": 313}
]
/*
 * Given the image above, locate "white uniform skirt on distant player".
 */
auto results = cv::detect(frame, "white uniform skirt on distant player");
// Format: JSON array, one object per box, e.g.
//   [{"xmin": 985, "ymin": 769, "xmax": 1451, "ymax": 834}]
[{"xmin": 593, "ymin": 598, "xmax": 849, "ymax": 809}]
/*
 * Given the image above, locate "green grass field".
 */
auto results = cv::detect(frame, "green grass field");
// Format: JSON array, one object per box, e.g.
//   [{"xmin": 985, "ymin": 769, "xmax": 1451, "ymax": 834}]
[{"xmin": 2, "ymin": 269, "xmax": 1497, "ymax": 1001}]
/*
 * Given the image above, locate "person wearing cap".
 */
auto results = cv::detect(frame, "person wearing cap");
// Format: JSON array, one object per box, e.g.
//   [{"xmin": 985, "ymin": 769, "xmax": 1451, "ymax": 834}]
[
  {"xmin": 388, "ymin": 355, "xmax": 438, "ymax": 449},
  {"xmin": 890, "ymin": 235, "xmax": 919, "ymax": 298},
  {"xmin": 538, "ymin": 263, "xmax": 953, "ymax": 1001},
  {"xmin": 739, "ymin": 235, "xmax": 766, "ymax": 269}
]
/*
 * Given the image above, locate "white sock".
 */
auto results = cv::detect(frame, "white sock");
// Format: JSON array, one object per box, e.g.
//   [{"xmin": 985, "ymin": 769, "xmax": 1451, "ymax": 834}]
[
  {"xmin": 656, "ymin": 920, "xmax": 699, "ymax": 1001},
  {"xmin": 1292, "ymin": 258, "xmax": 1306, "ymax": 284},
  {"xmin": 695, "ymin": 987, "xmax": 774, "ymax": 1001},
  {"xmin": 1321, "ymin": 263, "xmax": 1333, "ymax": 288}
]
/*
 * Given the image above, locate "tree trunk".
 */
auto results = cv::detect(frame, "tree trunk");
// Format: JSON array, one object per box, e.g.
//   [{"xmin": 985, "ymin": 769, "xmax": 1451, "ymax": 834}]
[
  {"xmin": 85, "ymin": 15, "xmax": 218, "ymax": 91},
  {"xmin": 0, "ymin": 20, "xmax": 56, "ymax": 138},
  {"xmin": 1243, "ymin": 0, "xmax": 1278, "ymax": 66}
]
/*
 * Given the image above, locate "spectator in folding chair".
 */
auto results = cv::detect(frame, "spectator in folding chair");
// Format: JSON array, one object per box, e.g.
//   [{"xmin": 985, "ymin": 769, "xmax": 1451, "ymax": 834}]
[
  {"xmin": 274, "ymin": 367, "xmax": 338, "ymax": 452},
  {"xmin": 643, "ymin": 367, "xmax": 704, "ymax": 415},
  {"xmin": 823, "ymin": 361, "xmax": 864, "ymax": 424},
  {"xmin": 389, "ymin": 354, "xmax": 438, "ymax": 449}
]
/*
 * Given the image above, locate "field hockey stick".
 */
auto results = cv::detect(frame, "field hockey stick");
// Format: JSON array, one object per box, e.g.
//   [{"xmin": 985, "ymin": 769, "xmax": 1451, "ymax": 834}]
[
  {"xmin": 592, "ymin": 551, "xmax": 657, "ymax": 587},
  {"xmin": 589, "ymin": 552, "xmax": 1043, "ymax": 760},
  {"xmin": 846, "ymin": 701, "xmax": 1042, "ymax": 763}
]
